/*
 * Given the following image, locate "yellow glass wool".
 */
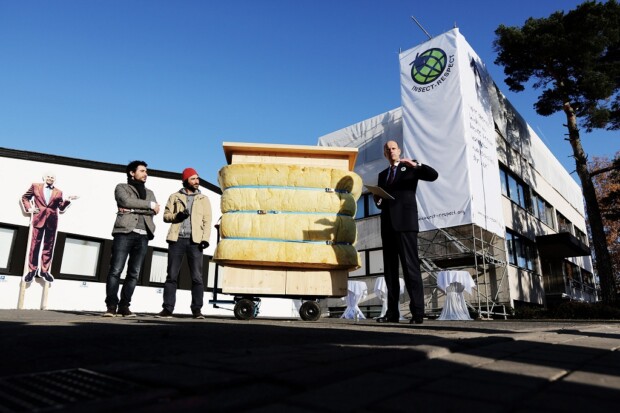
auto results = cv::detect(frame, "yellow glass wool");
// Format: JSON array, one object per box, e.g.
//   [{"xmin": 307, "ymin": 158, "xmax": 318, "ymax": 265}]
[{"xmin": 215, "ymin": 163, "xmax": 362, "ymax": 269}]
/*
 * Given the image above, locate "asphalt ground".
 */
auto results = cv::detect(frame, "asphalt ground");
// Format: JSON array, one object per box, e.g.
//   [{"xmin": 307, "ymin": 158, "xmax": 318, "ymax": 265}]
[{"xmin": 1, "ymin": 310, "xmax": 619, "ymax": 412}]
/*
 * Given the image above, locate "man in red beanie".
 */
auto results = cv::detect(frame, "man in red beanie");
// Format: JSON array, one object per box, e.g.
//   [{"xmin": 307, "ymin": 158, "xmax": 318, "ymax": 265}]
[{"xmin": 156, "ymin": 167, "xmax": 212, "ymax": 319}]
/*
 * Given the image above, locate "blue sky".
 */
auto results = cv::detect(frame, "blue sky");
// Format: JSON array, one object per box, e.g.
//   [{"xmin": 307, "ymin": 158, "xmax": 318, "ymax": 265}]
[{"xmin": 1, "ymin": 0, "xmax": 617, "ymax": 186}]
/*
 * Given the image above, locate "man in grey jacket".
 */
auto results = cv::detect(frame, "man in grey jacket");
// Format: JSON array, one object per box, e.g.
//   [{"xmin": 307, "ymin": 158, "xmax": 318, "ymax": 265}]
[{"xmin": 104, "ymin": 160, "xmax": 160, "ymax": 317}]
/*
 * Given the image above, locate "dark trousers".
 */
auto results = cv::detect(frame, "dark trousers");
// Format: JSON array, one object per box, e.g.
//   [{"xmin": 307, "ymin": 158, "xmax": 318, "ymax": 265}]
[
  {"xmin": 162, "ymin": 238, "xmax": 204, "ymax": 312},
  {"xmin": 105, "ymin": 232, "xmax": 148, "ymax": 308},
  {"xmin": 381, "ymin": 227, "xmax": 424, "ymax": 319}
]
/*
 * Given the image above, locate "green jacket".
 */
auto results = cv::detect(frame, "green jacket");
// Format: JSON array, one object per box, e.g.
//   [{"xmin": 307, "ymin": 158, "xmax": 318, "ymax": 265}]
[{"xmin": 164, "ymin": 190, "xmax": 212, "ymax": 244}]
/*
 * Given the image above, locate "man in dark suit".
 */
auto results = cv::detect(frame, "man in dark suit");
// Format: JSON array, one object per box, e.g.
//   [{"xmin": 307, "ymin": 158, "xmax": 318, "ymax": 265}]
[
  {"xmin": 374, "ymin": 140, "xmax": 438, "ymax": 324},
  {"xmin": 21, "ymin": 173, "xmax": 78, "ymax": 283}
]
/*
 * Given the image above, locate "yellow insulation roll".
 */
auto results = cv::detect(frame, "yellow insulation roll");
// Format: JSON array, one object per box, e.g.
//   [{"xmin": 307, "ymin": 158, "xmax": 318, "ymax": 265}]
[
  {"xmin": 214, "ymin": 239, "xmax": 360, "ymax": 270},
  {"xmin": 220, "ymin": 188, "xmax": 356, "ymax": 216},
  {"xmin": 218, "ymin": 163, "xmax": 363, "ymax": 200},
  {"xmin": 220, "ymin": 212, "xmax": 357, "ymax": 244},
  {"xmin": 214, "ymin": 163, "xmax": 362, "ymax": 270}
]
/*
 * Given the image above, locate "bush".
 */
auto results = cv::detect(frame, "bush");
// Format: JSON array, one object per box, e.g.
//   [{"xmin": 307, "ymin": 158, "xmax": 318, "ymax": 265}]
[
  {"xmin": 550, "ymin": 301, "xmax": 620, "ymax": 319},
  {"xmin": 511, "ymin": 301, "xmax": 620, "ymax": 320}
]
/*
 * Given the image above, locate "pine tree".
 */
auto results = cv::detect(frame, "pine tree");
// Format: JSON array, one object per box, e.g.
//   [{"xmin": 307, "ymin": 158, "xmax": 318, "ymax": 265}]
[{"xmin": 494, "ymin": 0, "xmax": 620, "ymax": 302}]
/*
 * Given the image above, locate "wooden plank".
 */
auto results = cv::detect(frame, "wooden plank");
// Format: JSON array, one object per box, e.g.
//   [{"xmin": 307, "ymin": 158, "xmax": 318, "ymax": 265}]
[
  {"xmin": 221, "ymin": 265, "xmax": 287, "ymax": 295},
  {"xmin": 220, "ymin": 265, "xmax": 349, "ymax": 297},
  {"xmin": 223, "ymin": 142, "xmax": 358, "ymax": 171},
  {"xmin": 286, "ymin": 269, "xmax": 348, "ymax": 297}
]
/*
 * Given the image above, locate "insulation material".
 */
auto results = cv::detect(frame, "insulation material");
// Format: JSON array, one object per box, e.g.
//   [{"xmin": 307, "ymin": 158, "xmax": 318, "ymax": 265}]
[
  {"xmin": 215, "ymin": 163, "xmax": 362, "ymax": 270},
  {"xmin": 221, "ymin": 188, "xmax": 356, "ymax": 216},
  {"xmin": 220, "ymin": 213, "xmax": 357, "ymax": 244},
  {"xmin": 214, "ymin": 239, "xmax": 359, "ymax": 269},
  {"xmin": 218, "ymin": 163, "xmax": 363, "ymax": 200}
]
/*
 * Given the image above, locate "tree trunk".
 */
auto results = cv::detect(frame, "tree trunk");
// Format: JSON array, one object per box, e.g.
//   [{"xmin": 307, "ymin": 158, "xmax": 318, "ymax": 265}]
[{"xmin": 563, "ymin": 102, "xmax": 617, "ymax": 303}]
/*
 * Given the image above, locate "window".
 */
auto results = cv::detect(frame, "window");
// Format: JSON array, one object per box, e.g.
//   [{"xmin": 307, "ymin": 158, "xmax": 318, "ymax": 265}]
[
  {"xmin": 532, "ymin": 192, "xmax": 555, "ymax": 229},
  {"xmin": 149, "ymin": 250, "xmax": 168, "ymax": 283},
  {"xmin": 0, "ymin": 226, "xmax": 17, "ymax": 271},
  {"xmin": 355, "ymin": 197, "xmax": 365, "ymax": 220},
  {"xmin": 349, "ymin": 251, "xmax": 366, "ymax": 277},
  {"xmin": 355, "ymin": 194, "xmax": 381, "ymax": 219},
  {"xmin": 574, "ymin": 227, "xmax": 588, "ymax": 245},
  {"xmin": 368, "ymin": 249, "xmax": 384, "ymax": 275},
  {"xmin": 500, "ymin": 168, "xmax": 508, "ymax": 196},
  {"xmin": 505, "ymin": 229, "xmax": 537, "ymax": 272},
  {"xmin": 499, "ymin": 165, "xmax": 530, "ymax": 210},
  {"xmin": 60, "ymin": 237, "xmax": 101, "ymax": 277},
  {"xmin": 505, "ymin": 232, "xmax": 515, "ymax": 265},
  {"xmin": 556, "ymin": 212, "xmax": 572, "ymax": 234}
]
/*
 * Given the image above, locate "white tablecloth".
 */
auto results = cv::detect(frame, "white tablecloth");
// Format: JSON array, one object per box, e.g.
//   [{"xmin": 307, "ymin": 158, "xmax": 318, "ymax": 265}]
[
  {"xmin": 437, "ymin": 271, "xmax": 474, "ymax": 321},
  {"xmin": 373, "ymin": 277, "xmax": 405, "ymax": 319},
  {"xmin": 341, "ymin": 280, "xmax": 368, "ymax": 320}
]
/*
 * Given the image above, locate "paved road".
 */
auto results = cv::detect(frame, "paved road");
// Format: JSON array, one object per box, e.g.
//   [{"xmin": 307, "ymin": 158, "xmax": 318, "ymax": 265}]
[{"xmin": 0, "ymin": 310, "xmax": 619, "ymax": 412}]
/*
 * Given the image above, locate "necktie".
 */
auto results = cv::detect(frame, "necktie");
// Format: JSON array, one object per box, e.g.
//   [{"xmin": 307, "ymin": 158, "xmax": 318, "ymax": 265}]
[{"xmin": 387, "ymin": 165, "xmax": 396, "ymax": 185}]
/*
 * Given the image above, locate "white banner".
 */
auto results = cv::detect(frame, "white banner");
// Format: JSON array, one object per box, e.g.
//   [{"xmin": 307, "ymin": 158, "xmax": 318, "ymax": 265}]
[{"xmin": 399, "ymin": 28, "xmax": 505, "ymax": 237}]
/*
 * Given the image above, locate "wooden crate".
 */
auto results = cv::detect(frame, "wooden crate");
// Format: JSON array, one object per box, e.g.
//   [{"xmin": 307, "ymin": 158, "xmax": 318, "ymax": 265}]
[
  {"xmin": 219, "ymin": 142, "xmax": 358, "ymax": 298},
  {"xmin": 221, "ymin": 265, "xmax": 349, "ymax": 296}
]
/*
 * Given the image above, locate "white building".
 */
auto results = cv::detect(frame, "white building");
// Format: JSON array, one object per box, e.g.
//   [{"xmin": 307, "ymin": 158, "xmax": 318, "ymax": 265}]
[
  {"xmin": 318, "ymin": 29, "xmax": 594, "ymax": 318},
  {"xmin": 0, "ymin": 148, "xmax": 303, "ymax": 318}
]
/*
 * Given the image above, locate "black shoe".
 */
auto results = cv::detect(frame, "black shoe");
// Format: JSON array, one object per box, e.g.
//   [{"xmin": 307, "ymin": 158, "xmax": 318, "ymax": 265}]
[
  {"xmin": 376, "ymin": 316, "xmax": 399, "ymax": 323},
  {"xmin": 40, "ymin": 272, "xmax": 54, "ymax": 283},
  {"xmin": 23, "ymin": 270, "xmax": 37, "ymax": 283},
  {"xmin": 156, "ymin": 309, "xmax": 173, "ymax": 318},
  {"xmin": 410, "ymin": 317, "xmax": 424, "ymax": 324},
  {"xmin": 103, "ymin": 306, "xmax": 117, "ymax": 317},
  {"xmin": 192, "ymin": 310, "xmax": 205, "ymax": 320},
  {"xmin": 118, "ymin": 306, "xmax": 136, "ymax": 318}
]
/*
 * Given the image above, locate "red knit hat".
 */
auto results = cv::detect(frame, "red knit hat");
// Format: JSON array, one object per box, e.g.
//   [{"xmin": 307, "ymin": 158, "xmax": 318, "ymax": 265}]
[{"xmin": 182, "ymin": 167, "xmax": 198, "ymax": 181}]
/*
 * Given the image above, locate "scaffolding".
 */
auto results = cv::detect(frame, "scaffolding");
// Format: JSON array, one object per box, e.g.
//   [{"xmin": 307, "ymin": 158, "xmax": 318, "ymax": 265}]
[{"xmin": 417, "ymin": 224, "xmax": 509, "ymax": 319}]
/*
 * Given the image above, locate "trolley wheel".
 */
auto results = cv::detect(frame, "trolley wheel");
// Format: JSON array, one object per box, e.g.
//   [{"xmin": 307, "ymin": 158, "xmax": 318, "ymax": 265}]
[
  {"xmin": 234, "ymin": 298, "xmax": 256, "ymax": 320},
  {"xmin": 299, "ymin": 301, "xmax": 321, "ymax": 321}
]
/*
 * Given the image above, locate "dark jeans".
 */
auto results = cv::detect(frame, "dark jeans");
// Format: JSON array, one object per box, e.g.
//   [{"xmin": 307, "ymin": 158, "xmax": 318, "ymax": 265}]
[
  {"xmin": 105, "ymin": 232, "xmax": 149, "ymax": 308},
  {"xmin": 162, "ymin": 237, "xmax": 204, "ymax": 312}
]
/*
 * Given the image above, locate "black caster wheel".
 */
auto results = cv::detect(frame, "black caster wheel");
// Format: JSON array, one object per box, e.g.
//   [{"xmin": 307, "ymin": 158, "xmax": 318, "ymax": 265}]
[
  {"xmin": 299, "ymin": 301, "xmax": 321, "ymax": 321},
  {"xmin": 234, "ymin": 298, "xmax": 256, "ymax": 320}
]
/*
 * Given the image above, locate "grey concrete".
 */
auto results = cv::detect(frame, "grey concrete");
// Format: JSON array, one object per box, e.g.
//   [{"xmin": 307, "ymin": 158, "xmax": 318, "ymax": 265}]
[{"xmin": 1, "ymin": 310, "xmax": 619, "ymax": 412}]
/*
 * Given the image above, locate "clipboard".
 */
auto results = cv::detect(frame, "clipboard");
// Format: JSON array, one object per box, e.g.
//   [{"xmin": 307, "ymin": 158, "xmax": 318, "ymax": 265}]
[{"xmin": 364, "ymin": 184, "xmax": 394, "ymax": 200}]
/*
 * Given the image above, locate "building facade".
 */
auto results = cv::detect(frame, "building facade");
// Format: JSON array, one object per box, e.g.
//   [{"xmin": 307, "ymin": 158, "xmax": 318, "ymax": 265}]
[{"xmin": 318, "ymin": 29, "xmax": 594, "ymax": 318}]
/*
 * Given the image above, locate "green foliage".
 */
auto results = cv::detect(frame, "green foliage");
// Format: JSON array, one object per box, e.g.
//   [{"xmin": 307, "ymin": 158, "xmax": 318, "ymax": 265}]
[{"xmin": 493, "ymin": 0, "xmax": 620, "ymax": 132}]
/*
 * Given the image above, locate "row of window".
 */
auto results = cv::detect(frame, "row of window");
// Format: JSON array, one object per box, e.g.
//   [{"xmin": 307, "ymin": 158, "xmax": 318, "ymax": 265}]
[
  {"xmin": 349, "ymin": 230, "xmax": 540, "ymax": 279},
  {"xmin": 0, "ymin": 225, "xmax": 201, "ymax": 286},
  {"xmin": 356, "ymin": 166, "xmax": 585, "ymax": 246},
  {"xmin": 499, "ymin": 165, "xmax": 556, "ymax": 228},
  {"xmin": 505, "ymin": 230, "xmax": 537, "ymax": 272},
  {"xmin": 499, "ymin": 165, "xmax": 587, "ymax": 243}
]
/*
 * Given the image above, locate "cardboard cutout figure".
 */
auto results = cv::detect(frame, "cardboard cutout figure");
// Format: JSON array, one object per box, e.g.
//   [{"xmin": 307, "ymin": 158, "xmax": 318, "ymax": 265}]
[{"xmin": 20, "ymin": 173, "xmax": 78, "ymax": 283}]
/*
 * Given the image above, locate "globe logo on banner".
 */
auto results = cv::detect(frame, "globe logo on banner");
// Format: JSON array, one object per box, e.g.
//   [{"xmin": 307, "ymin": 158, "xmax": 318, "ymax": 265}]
[{"xmin": 410, "ymin": 48, "xmax": 447, "ymax": 85}]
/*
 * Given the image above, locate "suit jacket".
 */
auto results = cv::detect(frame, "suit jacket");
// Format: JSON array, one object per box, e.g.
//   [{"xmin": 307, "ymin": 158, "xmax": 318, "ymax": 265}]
[
  {"xmin": 377, "ymin": 162, "xmax": 438, "ymax": 232},
  {"xmin": 21, "ymin": 183, "xmax": 71, "ymax": 228},
  {"xmin": 112, "ymin": 183, "xmax": 157, "ymax": 239}
]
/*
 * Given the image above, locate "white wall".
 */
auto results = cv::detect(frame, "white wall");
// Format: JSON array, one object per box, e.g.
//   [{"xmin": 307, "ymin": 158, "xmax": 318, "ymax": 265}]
[
  {"xmin": 0, "ymin": 153, "xmax": 306, "ymax": 319},
  {"xmin": 0, "ymin": 156, "xmax": 220, "ymax": 252}
]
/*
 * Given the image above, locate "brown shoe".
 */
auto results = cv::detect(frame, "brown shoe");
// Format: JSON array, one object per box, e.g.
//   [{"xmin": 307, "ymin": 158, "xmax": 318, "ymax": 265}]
[
  {"xmin": 192, "ymin": 310, "xmax": 205, "ymax": 319},
  {"xmin": 118, "ymin": 306, "xmax": 136, "ymax": 318},
  {"xmin": 102, "ymin": 306, "xmax": 117, "ymax": 317},
  {"xmin": 156, "ymin": 309, "xmax": 173, "ymax": 318}
]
